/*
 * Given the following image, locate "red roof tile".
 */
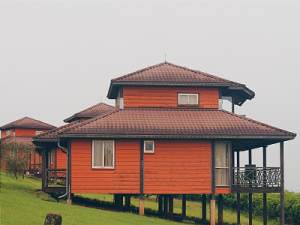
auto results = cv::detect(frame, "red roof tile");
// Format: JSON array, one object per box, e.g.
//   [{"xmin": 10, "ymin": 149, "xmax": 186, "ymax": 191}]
[
  {"xmin": 1, "ymin": 137, "xmax": 33, "ymax": 146},
  {"xmin": 59, "ymin": 108, "xmax": 295, "ymax": 140},
  {"xmin": 0, "ymin": 117, "xmax": 56, "ymax": 130},
  {"xmin": 63, "ymin": 103, "xmax": 115, "ymax": 123},
  {"xmin": 32, "ymin": 120, "xmax": 82, "ymax": 142},
  {"xmin": 107, "ymin": 62, "xmax": 255, "ymax": 105}
]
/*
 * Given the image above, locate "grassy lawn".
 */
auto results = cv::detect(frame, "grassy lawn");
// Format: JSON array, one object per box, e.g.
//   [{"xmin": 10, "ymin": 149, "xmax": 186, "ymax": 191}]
[{"xmin": 1, "ymin": 170, "xmax": 279, "ymax": 225}]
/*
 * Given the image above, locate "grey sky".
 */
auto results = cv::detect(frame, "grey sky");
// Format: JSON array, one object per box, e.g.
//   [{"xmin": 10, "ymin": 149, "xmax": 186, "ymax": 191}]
[{"xmin": 1, "ymin": 1, "xmax": 299, "ymax": 191}]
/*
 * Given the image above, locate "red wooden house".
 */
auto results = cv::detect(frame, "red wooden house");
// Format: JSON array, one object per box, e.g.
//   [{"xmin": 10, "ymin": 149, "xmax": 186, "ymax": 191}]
[
  {"xmin": 32, "ymin": 102, "xmax": 115, "ymax": 192},
  {"xmin": 35, "ymin": 62, "xmax": 295, "ymax": 225},
  {"xmin": 0, "ymin": 117, "xmax": 56, "ymax": 173}
]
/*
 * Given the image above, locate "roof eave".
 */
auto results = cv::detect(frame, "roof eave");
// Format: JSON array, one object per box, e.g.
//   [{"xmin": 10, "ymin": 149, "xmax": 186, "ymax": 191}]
[{"xmin": 58, "ymin": 134, "xmax": 296, "ymax": 140}]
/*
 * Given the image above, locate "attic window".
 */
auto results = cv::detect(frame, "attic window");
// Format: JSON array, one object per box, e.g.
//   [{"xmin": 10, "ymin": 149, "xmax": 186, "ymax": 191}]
[
  {"xmin": 36, "ymin": 131, "xmax": 43, "ymax": 135},
  {"xmin": 144, "ymin": 140, "xmax": 155, "ymax": 153},
  {"xmin": 178, "ymin": 93, "xmax": 199, "ymax": 106},
  {"xmin": 6, "ymin": 130, "xmax": 11, "ymax": 137}
]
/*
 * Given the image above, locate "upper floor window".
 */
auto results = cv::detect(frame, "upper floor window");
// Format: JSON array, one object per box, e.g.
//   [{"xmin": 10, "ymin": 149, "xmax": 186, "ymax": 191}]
[
  {"xmin": 144, "ymin": 140, "xmax": 155, "ymax": 153},
  {"xmin": 178, "ymin": 93, "xmax": 199, "ymax": 106},
  {"xmin": 36, "ymin": 131, "xmax": 43, "ymax": 135},
  {"xmin": 6, "ymin": 130, "xmax": 11, "ymax": 137},
  {"xmin": 92, "ymin": 140, "xmax": 114, "ymax": 169}
]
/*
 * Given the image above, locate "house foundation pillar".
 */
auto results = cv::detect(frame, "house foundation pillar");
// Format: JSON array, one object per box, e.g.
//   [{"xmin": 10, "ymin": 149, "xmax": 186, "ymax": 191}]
[{"xmin": 210, "ymin": 195, "xmax": 216, "ymax": 225}]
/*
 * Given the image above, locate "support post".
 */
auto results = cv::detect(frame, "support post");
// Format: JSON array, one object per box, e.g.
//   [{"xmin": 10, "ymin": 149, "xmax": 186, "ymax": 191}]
[
  {"xmin": 182, "ymin": 194, "xmax": 186, "ymax": 217},
  {"xmin": 42, "ymin": 146, "xmax": 47, "ymax": 192},
  {"xmin": 210, "ymin": 194, "xmax": 216, "ymax": 225},
  {"xmin": 159, "ymin": 195, "xmax": 163, "ymax": 217},
  {"xmin": 125, "ymin": 195, "xmax": 130, "ymax": 210},
  {"xmin": 54, "ymin": 149, "xmax": 57, "ymax": 184},
  {"xmin": 164, "ymin": 195, "xmax": 168, "ymax": 218},
  {"xmin": 237, "ymin": 150, "xmax": 241, "ymax": 225},
  {"xmin": 211, "ymin": 140, "xmax": 216, "ymax": 225},
  {"xmin": 34, "ymin": 150, "xmax": 36, "ymax": 174},
  {"xmin": 280, "ymin": 141, "xmax": 285, "ymax": 225},
  {"xmin": 263, "ymin": 146, "xmax": 267, "ymax": 225},
  {"xmin": 248, "ymin": 149, "xmax": 252, "ymax": 225},
  {"xmin": 139, "ymin": 139, "xmax": 144, "ymax": 216},
  {"xmin": 67, "ymin": 140, "xmax": 72, "ymax": 205},
  {"xmin": 218, "ymin": 194, "xmax": 223, "ymax": 225},
  {"xmin": 232, "ymin": 92, "xmax": 235, "ymax": 113},
  {"xmin": 202, "ymin": 194, "xmax": 206, "ymax": 221},
  {"xmin": 115, "ymin": 194, "xmax": 123, "ymax": 210},
  {"xmin": 169, "ymin": 195, "xmax": 173, "ymax": 219}
]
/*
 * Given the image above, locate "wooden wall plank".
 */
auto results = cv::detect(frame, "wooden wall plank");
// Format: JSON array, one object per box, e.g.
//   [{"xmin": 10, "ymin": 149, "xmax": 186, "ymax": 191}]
[{"xmin": 123, "ymin": 86, "xmax": 219, "ymax": 108}]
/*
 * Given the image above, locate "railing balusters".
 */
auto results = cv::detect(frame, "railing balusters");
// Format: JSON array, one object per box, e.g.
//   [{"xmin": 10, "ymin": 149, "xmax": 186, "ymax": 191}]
[{"xmin": 233, "ymin": 167, "xmax": 281, "ymax": 188}]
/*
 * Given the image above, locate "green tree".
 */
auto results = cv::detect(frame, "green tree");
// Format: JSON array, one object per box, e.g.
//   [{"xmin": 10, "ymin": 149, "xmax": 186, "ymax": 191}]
[{"xmin": 1, "ymin": 140, "xmax": 34, "ymax": 179}]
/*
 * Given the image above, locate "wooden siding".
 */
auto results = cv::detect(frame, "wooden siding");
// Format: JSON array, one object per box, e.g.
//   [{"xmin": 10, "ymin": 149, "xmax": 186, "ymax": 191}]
[
  {"xmin": 56, "ymin": 148, "xmax": 67, "ymax": 169},
  {"xmin": 215, "ymin": 187, "xmax": 230, "ymax": 194},
  {"xmin": 123, "ymin": 86, "xmax": 219, "ymax": 108},
  {"xmin": 14, "ymin": 128, "xmax": 49, "ymax": 137},
  {"xmin": 71, "ymin": 139, "xmax": 140, "ymax": 194},
  {"xmin": 144, "ymin": 140, "xmax": 212, "ymax": 194},
  {"xmin": 1, "ymin": 129, "xmax": 13, "ymax": 138}
]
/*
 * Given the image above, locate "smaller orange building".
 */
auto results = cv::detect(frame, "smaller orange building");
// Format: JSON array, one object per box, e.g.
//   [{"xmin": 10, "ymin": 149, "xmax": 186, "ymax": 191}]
[{"xmin": 0, "ymin": 117, "xmax": 56, "ymax": 173}]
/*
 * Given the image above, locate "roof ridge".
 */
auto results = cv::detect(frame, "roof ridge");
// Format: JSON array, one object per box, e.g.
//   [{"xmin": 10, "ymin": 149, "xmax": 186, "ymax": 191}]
[
  {"xmin": 59, "ymin": 108, "xmax": 120, "ymax": 135},
  {"xmin": 221, "ymin": 110, "xmax": 296, "ymax": 136},
  {"xmin": 1, "ymin": 116, "xmax": 55, "ymax": 130},
  {"xmin": 112, "ymin": 61, "xmax": 244, "ymax": 87},
  {"xmin": 75, "ymin": 102, "xmax": 114, "ymax": 115},
  {"xmin": 112, "ymin": 62, "xmax": 167, "ymax": 82}
]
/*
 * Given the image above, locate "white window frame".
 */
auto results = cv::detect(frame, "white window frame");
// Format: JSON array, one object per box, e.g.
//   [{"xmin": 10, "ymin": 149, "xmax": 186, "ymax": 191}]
[
  {"xmin": 144, "ymin": 140, "xmax": 155, "ymax": 153},
  {"xmin": 92, "ymin": 140, "xmax": 115, "ymax": 169},
  {"xmin": 36, "ymin": 131, "xmax": 43, "ymax": 135},
  {"xmin": 178, "ymin": 93, "xmax": 199, "ymax": 106},
  {"xmin": 50, "ymin": 149, "xmax": 54, "ymax": 164},
  {"xmin": 215, "ymin": 141, "xmax": 230, "ymax": 187},
  {"xmin": 6, "ymin": 130, "xmax": 11, "ymax": 137}
]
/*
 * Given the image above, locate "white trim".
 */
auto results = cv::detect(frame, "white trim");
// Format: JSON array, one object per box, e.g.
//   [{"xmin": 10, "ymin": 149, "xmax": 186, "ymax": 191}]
[
  {"xmin": 36, "ymin": 131, "xmax": 43, "ymax": 135},
  {"xmin": 144, "ymin": 140, "xmax": 155, "ymax": 153},
  {"xmin": 6, "ymin": 130, "xmax": 11, "ymax": 137},
  {"xmin": 178, "ymin": 93, "xmax": 199, "ymax": 105},
  {"xmin": 92, "ymin": 140, "xmax": 115, "ymax": 169}
]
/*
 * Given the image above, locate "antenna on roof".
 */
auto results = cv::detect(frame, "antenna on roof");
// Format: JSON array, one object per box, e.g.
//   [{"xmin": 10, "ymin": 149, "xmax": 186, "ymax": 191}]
[
  {"xmin": 101, "ymin": 97, "xmax": 102, "ymax": 102},
  {"xmin": 165, "ymin": 53, "xmax": 167, "ymax": 62}
]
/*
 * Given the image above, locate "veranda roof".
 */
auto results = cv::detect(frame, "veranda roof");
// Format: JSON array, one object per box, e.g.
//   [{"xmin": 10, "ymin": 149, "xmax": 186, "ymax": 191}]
[{"xmin": 58, "ymin": 108, "xmax": 296, "ymax": 150}]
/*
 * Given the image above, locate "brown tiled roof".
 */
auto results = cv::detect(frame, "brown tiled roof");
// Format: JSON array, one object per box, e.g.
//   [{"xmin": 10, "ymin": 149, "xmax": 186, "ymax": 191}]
[
  {"xmin": 32, "ymin": 120, "xmax": 82, "ymax": 142},
  {"xmin": 0, "ymin": 117, "xmax": 56, "ymax": 130},
  {"xmin": 63, "ymin": 103, "xmax": 115, "ymax": 123},
  {"xmin": 59, "ymin": 108, "xmax": 296, "ymax": 141},
  {"xmin": 107, "ymin": 62, "xmax": 255, "ymax": 105},
  {"xmin": 1, "ymin": 137, "xmax": 33, "ymax": 146}
]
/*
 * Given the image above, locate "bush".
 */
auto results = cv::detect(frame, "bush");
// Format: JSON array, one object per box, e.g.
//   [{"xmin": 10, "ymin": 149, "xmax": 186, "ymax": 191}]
[{"xmin": 1, "ymin": 141, "xmax": 34, "ymax": 179}]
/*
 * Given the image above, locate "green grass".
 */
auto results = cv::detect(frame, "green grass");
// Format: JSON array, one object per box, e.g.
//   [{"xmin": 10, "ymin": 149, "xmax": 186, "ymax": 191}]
[{"xmin": 1, "ymin": 170, "xmax": 280, "ymax": 225}]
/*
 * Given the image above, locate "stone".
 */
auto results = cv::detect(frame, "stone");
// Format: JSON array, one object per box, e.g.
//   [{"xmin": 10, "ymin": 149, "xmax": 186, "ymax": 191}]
[{"xmin": 44, "ymin": 213, "xmax": 62, "ymax": 225}]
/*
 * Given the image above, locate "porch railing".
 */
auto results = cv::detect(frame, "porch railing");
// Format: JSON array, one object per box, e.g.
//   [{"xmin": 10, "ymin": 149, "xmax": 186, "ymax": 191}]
[
  {"xmin": 46, "ymin": 168, "xmax": 67, "ymax": 186},
  {"xmin": 232, "ymin": 167, "xmax": 281, "ymax": 188}
]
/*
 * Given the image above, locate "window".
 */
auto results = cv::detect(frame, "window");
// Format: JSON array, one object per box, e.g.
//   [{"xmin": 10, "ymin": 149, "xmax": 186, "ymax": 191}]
[
  {"xmin": 144, "ymin": 140, "xmax": 155, "ymax": 153},
  {"xmin": 36, "ymin": 131, "xmax": 43, "ymax": 135},
  {"xmin": 92, "ymin": 140, "xmax": 114, "ymax": 168},
  {"xmin": 215, "ymin": 142, "xmax": 230, "ymax": 186},
  {"xmin": 6, "ymin": 130, "xmax": 11, "ymax": 137},
  {"xmin": 178, "ymin": 93, "xmax": 199, "ymax": 106}
]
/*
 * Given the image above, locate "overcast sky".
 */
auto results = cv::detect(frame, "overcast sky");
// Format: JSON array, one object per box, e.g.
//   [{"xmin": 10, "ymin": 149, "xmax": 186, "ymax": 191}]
[{"xmin": 1, "ymin": 1, "xmax": 299, "ymax": 191}]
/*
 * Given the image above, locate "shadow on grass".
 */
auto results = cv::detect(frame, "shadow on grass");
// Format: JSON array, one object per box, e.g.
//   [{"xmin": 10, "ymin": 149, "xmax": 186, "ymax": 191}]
[{"xmin": 51, "ymin": 195, "xmax": 235, "ymax": 225}]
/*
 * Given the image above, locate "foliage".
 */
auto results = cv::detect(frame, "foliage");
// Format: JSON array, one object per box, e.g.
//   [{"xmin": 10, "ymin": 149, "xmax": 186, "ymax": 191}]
[
  {"xmin": 1, "ymin": 141, "xmax": 34, "ymax": 179},
  {"xmin": 222, "ymin": 191, "xmax": 300, "ymax": 225}
]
